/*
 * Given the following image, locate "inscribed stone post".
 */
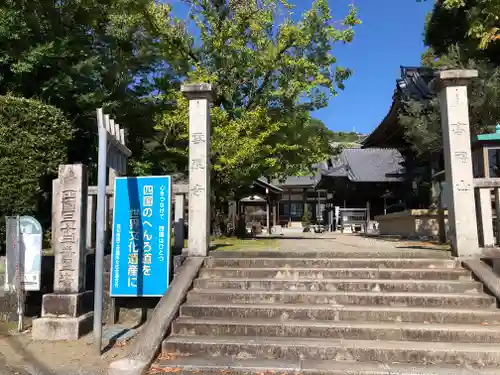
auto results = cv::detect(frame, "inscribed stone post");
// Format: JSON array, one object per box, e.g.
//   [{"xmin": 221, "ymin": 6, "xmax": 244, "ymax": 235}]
[
  {"xmin": 54, "ymin": 164, "xmax": 87, "ymax": 292},
  {"xmin": 32, "ymin": 164, "xmax": 94, "ymax": 341},
  {"xmin": 182, "ymin": 83, "xmax": 214, "ymax": 257},
  {"xmin": 436, "ymin": 70, "xmax": 479, "ymax": 256}
]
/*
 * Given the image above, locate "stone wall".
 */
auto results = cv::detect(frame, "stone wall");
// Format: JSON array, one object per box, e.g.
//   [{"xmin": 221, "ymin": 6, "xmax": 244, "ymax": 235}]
[{"xmin": 375, "ymin": 209, "xmax": 449, "ymax": 240}]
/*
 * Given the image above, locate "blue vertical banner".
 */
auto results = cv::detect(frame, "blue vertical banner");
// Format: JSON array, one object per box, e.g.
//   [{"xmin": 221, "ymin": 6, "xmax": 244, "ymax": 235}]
[{"xmin": 110, "ymin": 176, "xmax": 172, "ymax": 297}]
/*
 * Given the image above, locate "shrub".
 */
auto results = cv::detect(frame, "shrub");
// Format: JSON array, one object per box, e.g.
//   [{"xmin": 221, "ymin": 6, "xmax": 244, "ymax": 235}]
[
  {"xmin": 301, "ymin": 205, "xmax": 312, "ymax": 227},
  {"xmin": 0, "ymin": 96, "xmax": 74, "ymax": 252}
]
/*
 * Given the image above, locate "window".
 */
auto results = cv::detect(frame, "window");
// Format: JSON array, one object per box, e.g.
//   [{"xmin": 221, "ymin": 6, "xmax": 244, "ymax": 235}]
[
  {"xmin": 279, "ymin": 203, "xmax": 289, "ymax": 216},
  {"xmin": 290, "ymin": 203, "xmax": 304, "ymax": 218},
  {"xmin": 488, "ymin": 148, "xmax": 500, "ymax": 177}
]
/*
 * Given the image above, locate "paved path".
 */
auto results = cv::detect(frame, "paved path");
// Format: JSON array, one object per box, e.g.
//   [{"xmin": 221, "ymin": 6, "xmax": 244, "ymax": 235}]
[{"xmin": 276, "ymin": 232, "xmax": 451, "ymax": 253}]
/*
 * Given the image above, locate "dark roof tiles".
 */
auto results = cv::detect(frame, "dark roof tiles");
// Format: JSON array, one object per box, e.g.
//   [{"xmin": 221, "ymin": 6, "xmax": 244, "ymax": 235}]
[{"xmin": 322, "ymin": 148, "xmax": 405, "ymax": 182}]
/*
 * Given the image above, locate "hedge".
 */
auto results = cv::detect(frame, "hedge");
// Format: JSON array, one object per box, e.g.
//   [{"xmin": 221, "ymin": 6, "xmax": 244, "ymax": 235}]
[{"xmin": 0, "ymin": 96, "xmax": 74, "ymax": 252}]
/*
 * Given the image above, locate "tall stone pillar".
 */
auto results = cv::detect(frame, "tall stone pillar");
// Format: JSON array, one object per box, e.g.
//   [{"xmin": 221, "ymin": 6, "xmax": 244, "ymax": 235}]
[
  {"xmin": 33, "ymin": 164, "xmax": 94, "ymax": 340},
  {"xmin": 182, "ymin": 83, "xmax": 214, "ymax": 257},
  {"xmin": 437, "ymin": 70, "xmax": 479, "ymax": 257}
]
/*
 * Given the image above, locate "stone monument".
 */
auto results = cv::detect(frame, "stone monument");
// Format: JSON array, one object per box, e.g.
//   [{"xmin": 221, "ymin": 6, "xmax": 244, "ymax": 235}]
[
  {"xmin": 182, "ymin": 83, "xmax": 214, "ymax": 257},
  {"xmin": 436, "ymin": 70, "xmax": 479, "ymax": 257},
  {"xmin": 32, "ymin": 164, "xmax": 93, "ymax": 340}
]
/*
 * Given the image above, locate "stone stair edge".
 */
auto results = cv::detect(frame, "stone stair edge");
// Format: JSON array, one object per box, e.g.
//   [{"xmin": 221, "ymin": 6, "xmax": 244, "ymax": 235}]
[
  {"xmin": 162, "ymin": 334, "xmax": 500, "ymax": 365},
  {"xmin": 193, "ymin": 278, "xmax": 483, "ymax": 294},
  {"xmin": 200, "ymin": 267, "xmax": 472, "ymax": 275},
  {"xmin": 172, "ymin": 317, "xmax": 500, "ymax": 331},
  {"xmin": 194, "ymin": 277, "xmax": 479, "ymax": 285},
  {"xmin": 163, "ymin": 334, "xmax": 500, "ymax": 350},
  {"xmin": 180, "ymin": 302, "xmax": 500, "ymax": 314},
  {"xmin": 186, "ymin": 289, "xmax": 496, "ymax": 308},
  {"xmin": 206, "ymin": 256, "xmax": 456, "ymax": 261},
  {"xmin": 171, "ymin": 317, "xmax": 500, "ymax": 343},
  {"xmin": 204, "ymin": 258, "xmax": 461, "ymax": 269},
  {"xmin": 208, "ymin": 250, "xmax": 452, "ymax": 259},
  {"xmin": 188, "ymin": 288, "xmax": 494, "ymax": 298},
  {"xmin": 151, "ymin": 357, "xmax": 498, "ymax": 375}
]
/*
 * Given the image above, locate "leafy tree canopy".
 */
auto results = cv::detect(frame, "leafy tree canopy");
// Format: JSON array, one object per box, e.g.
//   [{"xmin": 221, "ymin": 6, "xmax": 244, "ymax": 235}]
[
  {"xmin": 0, "ymin": 96, "xmax": 74, "ymax": 250},
  {"xmin": 405, "ymin": 1, "xmax": 500, "ymax": 158},
  {"xmin": 441, "ymin": 0, "xmax": 500, "ymax": 50},
  {"xmin": 423, "ymin": 0, "xmax": 500, "ymax": 62},
  {"xmin": 0, "ymin": 0, "xmax": 174, "ymax": 174},
  {"xmin": 400, "ymin": 48, "xmax": 500, "ymax": 158},
  {"xmin": 152, "ymin": 0, "xmax": 360, "ymax": 197}
]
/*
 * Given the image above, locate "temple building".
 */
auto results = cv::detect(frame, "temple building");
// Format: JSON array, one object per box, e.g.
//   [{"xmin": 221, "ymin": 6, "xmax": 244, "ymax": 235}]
[{"xmin": 237, "ymin": 67, "xmax": 440, "ymax": 233}]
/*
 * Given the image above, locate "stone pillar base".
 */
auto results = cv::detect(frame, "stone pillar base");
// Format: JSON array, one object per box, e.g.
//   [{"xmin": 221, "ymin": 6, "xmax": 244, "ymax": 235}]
[
  {"xmin": 32, "ymin": 311, "xmax": 94, "ymax": 341},
  {"xmin": 32, "ymin": 291, "xmax": 94, "ymax": 341}
]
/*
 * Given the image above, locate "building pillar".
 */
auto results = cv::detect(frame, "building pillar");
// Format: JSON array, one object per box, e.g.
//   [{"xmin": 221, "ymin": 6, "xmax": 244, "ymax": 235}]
[
  {"xmin": 272, "ymin": 200, "xmax": 277, "ymax": 227},
  {"xmin": 436, "ymin": 70, "xmax": 479, "ymax": 256},
  {"xmin": 182, "ymin": 83, "xmax": 214, "ymax": 257}
]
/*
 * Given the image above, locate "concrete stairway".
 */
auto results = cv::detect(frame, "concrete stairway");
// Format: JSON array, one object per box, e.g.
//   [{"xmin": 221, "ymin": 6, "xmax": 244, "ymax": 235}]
[{"xmin": 154, "ymin": 249, "xmax": 500, "ymax": 374}]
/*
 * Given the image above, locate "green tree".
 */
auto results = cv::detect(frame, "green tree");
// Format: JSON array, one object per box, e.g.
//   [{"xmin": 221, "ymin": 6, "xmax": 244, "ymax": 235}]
[
  {"xmin": 440, "ymin": 0, "xmax": 500, "ymax": 50},
  {"xmin": 404, "ymin": 0, "xmax": 500, "ymax": 158},
  {"xmin": 0, "ymin": 96, "xmax": 74, "ymax": 251},
  {"xmin": 0, "ymin": 0, "xmax": 175, "ymax": 174},
  {"xmin": 400, "ymin": 48, "xmax": 500, "ymax": 158},
  {"xmin": 154, "ymin": 0, "xmax": 360, "ymax": 198},
  {"xmin": 423, "ymin": 0, "xmax": 500, "ymax": 62}
]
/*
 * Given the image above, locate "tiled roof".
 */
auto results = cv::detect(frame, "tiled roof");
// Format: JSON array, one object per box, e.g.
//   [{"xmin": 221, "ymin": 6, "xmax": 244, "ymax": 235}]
[
  {"xmin": 362, "ymin": 66, "xmax": 435, "ymax": 148},
  {"xmin": 396, "ymin": 66, "xmax": 435, "ymax": 101},
  {"xmin": 271, "ymin": 174, "xmax": 321, "ymax": 188},
  {"xmin": 322, "ymin": 148, "xmax": 405, "ymax": 182},
  {"xmin": 255, "ymin": 177, "xmax": 283, "ymax": 193}
]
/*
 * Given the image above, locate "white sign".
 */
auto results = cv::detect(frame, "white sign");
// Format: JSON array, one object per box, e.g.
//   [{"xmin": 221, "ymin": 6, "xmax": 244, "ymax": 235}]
[{"xmin": 5, "ymin": 216, "xmax": 42, "ymax": 292}]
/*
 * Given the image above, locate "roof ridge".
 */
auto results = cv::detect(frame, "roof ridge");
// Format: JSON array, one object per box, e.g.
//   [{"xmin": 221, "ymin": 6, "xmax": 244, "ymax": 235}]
[{"xmin": 346, "ymin": 147, "xmax": 400, "ymax": 152}]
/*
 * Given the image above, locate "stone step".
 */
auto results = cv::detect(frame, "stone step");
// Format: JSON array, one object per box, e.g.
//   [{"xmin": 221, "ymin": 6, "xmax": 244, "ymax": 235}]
[
  {"xmin": 172, "ymin": 318, "xmax": 500, "ymax": 343},
  {"xmin": 193, "ymin": 278, "xmax": 482, "ymax": 294},
  {"xmin": 209, "ymin": 250, "xmax": 451, "ymax": 259},
  {"xmin": 151, "ymin": 357, "xmax": 498, "ymax": 375},
  {"xmin": 199, "ymin": 267, "xmax": 472, "ymax": 280},
  {"xmin": 180, "ymin": 303, "xmax": 500, "ymax": 324},
  {"xmin": 205, "ymin": 258, "xmax": 459, "ymax": 269},
  {"xmin": 162, "ymin": 335, "xmax": 500, "ymax": 366},
  {"xmin": 186, "ymin": 289, "xmax": 496, "ymax": 308}
]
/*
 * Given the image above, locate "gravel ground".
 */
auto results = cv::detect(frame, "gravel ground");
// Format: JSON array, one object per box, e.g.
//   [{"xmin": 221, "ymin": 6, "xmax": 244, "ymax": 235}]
[{"xmin": 0, "ymin": 328, "xmax": 130, "ymax": 375}]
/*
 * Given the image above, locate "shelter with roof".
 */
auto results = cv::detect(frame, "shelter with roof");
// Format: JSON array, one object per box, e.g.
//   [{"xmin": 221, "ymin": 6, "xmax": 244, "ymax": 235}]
[
  {"xmin": 316, "ymin": 148, "xmax": 410, "ymax": 218},
  {"xmin": 234, "ymin": 67, "xmax": 440, "ymax": 230},
  {"xmin": 309, "ymin": 67, "xmax": 437, "ymax": 222},
  {"xmin": 235, "ymin": 177, "xmax": 283, "ymax": 232},
  {"xmin": 360, "ymin": 66, "xmax": 441, "ymax": 209},
  {"xmin": 268, "ymin": 174, "xmax": 328, "ymax": 228}
]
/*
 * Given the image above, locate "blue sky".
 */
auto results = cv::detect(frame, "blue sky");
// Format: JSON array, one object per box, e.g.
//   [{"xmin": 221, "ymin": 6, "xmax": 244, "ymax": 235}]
[
  {"xmin": 309, "ymin": 0, "xmax": 434, "ymax": 134},
  {"xmin": 169, "ymin": 0, "xmax": 434, "ymax": 134}
]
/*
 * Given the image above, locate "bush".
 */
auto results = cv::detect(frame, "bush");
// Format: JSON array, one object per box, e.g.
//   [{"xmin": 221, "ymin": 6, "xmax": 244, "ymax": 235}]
[
  {"xmin": 301, "ymin": 205, "xmax": 312, "ymax": 227},
  {"xmin": 0, "ymin": 96, "xmax": 74, "ymax": 252}
]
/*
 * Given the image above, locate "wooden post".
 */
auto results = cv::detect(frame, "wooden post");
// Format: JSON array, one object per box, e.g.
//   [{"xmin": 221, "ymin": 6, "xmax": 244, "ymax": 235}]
[
  {"xmin": 174, "ymin": 194, "xmax": 185, "ymax": 251},
  {"xmin": 495, "ymin": 188, "xmax": 500, "ymax": 246},
  {"xmin": 476, "ymin": 188, "xmax": 495, "ymax": 247}
]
